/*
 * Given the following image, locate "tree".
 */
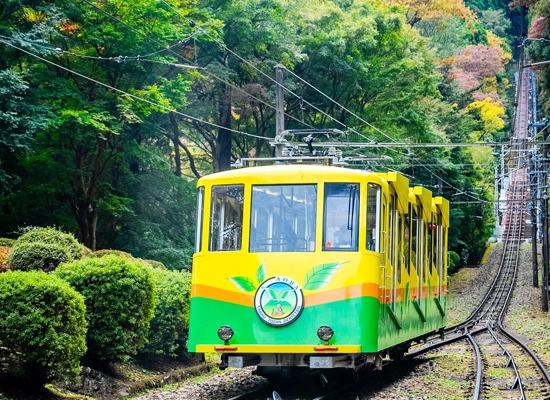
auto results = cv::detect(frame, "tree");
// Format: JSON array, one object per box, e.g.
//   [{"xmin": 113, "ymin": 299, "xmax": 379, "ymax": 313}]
[
  {"xmin": 386, "ymin": 0, "xmax": 473, "ymax": 26},
  {"xmin": 0, "ymin": 70, "xmax": 50, "ymax": 195}
]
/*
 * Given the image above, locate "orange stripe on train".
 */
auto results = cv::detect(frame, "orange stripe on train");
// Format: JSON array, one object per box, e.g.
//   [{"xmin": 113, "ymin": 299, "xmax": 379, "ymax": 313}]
[{"xmin": 192, "ymin": 283, "xmax": 448, "ymax": 307}]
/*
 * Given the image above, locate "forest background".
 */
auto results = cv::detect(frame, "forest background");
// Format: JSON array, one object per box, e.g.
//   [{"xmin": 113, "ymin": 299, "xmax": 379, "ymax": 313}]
[{"xmin": 0, "ymin": 0, "xmax": 523, "ymax": 271}]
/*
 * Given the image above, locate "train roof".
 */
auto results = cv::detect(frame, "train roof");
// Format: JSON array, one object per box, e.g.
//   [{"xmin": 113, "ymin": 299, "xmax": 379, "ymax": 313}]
[{"xmin": 197, "ymin": 164, "xmax": 386, "ymax": 186}]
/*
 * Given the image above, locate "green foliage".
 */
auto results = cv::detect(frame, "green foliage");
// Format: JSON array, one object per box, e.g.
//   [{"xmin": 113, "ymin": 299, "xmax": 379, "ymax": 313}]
[
  {"xmin": 116, "ymin": 170, "xmax": 196, "ymax": 271},
  {"xmin": 0, "ymin": 270, "xmax": 87, "ymax": 383},
  {"xmin": 0, "ymin": 238, "xmax": 15, "ymax": 247},
  {"xmin": 55, "ymin": 255, "xmax": 156, "ymax": 362},
  {"xmin": 448, "ymin": 251, "xmax": 461, "ymax": 273},
  {"xmin": 8, "ymin": 242, "xmax": 70, "ymax": 272},
  {"xmin": 92, "ymin": 249, "xmax": 135, "ymax": 259},
  {"xmin": 144, "ymin": 269, "xmax": 191, "ymax": 357},
  {"xmin": 0, "ymin": 69, "xmax": 50, "ymax": 195},
  {"xmin": 16, "ymin": 227, "xmax": 84, "ymax": 260}
]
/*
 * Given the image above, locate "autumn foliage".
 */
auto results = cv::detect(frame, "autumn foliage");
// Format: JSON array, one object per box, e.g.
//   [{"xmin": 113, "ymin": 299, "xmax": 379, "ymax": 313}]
[
  {"xmin": 0, "ymin": 246, "xmax": 10, "ymax": 272},
  {"xmin": 387, "ymin": 0, "xmax": 473, "ymax": 25}
]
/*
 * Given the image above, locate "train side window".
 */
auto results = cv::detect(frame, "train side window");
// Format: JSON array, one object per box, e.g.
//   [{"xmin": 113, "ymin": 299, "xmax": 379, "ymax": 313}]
[
  {"xmin": 209, "ymin": 185, "xmax": 244, "ymax": 251},
  {"xmin": 323, "ymin": 183, "xmax": 359, "ymax": 251},
  {"xmin": 404, "ymin": 212, "xmax": 410, "ymax": 274},
  {"xmin": 411, "ymin": 206, "xmax": 418, "ymax": 272},
  {"xmin": 428, "ymin": 216, "xmax": 434, "ymax": 275},
  {"xmin": 366, "ymin": 183, "xmax": 381, "ymax": 252},
  {"xmin": 397, "ymin": 212, "xmax": 403, "ymax": 284},
  {"xmin": 250, "ymin": 184, "xmax": 317, "ymax": 252},
  {"xmin": 195, "ymin": 187, "xmax": 204, "ymax": 253}
]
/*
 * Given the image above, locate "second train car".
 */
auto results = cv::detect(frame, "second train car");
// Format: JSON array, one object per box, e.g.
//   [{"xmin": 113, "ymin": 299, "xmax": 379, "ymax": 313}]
[{"xmin": 188, "ymin": 164, "xmax": 449, "ymax": 376}]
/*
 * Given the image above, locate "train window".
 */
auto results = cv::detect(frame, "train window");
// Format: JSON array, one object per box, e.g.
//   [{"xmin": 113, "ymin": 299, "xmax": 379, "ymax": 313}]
[
  {"xmin": 195, "ymin": 187, "xmax": 204, "ymax": 253},
  {"xmin": 209, "ymin": 185, "xmax": 244, "ymax": 252},
  {"xmin": 428, "ymin": 216, "xmax": 434, "ymax": 275},
  {"xmin": 404, "ymin": 212, "xmax": 410, "ymax": 274},
  {"xmin": 411, "ymin": 206, "xmax": 418, "ymax": 272},
  {"xmin": 250, "ymin": 185, "xmax": 317, "ymax": 252},
  {"xmin": 397, "ymin": 212, "xmax": 403, "ymax": 284},
  {"xmin": 323, "ymin": 183, "xmax": 359, "ymax": 251},
  {"xmin": 366, "ymin": 183, "xmax": 381, "ymax": 252},
  {"xmin": 389, "ymin": 195, "xmax": 395, "ymax": 267}
]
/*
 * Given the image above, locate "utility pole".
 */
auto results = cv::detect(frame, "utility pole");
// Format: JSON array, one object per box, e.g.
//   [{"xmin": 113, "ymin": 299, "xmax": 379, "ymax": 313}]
[
  {"xmin": 530, "ymin": 153, "xmax": 539, "ymax": 287},
  {"xmin": 542, "ymin": 130, "xmax": 549, "ymax": 312},
  {"xmin": 274, "ymin": 64, "xmax": 285, "ymax": 157}
]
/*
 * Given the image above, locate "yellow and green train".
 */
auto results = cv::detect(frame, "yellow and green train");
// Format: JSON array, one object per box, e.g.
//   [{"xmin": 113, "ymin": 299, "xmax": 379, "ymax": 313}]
[{"xmin": 188, "ymin": 164, "xmax": 449, "ymax": 376}]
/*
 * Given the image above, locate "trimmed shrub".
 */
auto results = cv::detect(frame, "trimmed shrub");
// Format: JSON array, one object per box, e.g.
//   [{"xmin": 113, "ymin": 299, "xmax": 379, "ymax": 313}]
[
  {"xmin": 92, "ymin": 249, "xmax": 135, "ymax": 259},
  {"xmin": 16, "ymin": 227, "xmax": 84, "ymax": 260},
  {"xmin": 8, "ymin": 242, "xmax": 70, "ymax": 272},
  {"xmin": 143, "ymin": 259, "xmax": 168, "ymax": 270},
  {"xmin": 56, "ymin": 255, "xmax": 156, "ymax": 362},
  {"xmin": 144, "ymin": 270, "xmax": 191, "ymax": 357},
  {"xmin": 0, "ymin": 271, "xmax": 87, "ymax": 383},
  {"xmin": 0, "ymin": 246, "xmax": 10, "ymax": 272},
  {"xmin": 0, "ymin": 238, "xmax": 15, "ymax": 247},
  {"xmin": 144, "ymin": 247, "xmax": 192, "ymax": 271}
]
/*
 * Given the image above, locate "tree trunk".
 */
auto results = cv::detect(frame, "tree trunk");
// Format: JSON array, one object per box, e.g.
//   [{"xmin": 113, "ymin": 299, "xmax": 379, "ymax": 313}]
[
  {"xmin": 169, "ymin": 113, "xmax": 182, "ymax": 177},
  {"xmin": 214, "ymin": 86, "xmax": 232, "ymax": 172}
]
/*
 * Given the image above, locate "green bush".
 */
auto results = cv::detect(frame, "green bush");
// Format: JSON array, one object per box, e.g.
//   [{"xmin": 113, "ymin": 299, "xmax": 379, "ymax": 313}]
[
  {"xmin": 0, "ymin": 271, "xmax": 87, "ymax": 383},
  {"xmin": 448, "ymin": 251, "xmax": 461, "ymax": 273},
  {"xmin": 8, "ymin": 242, "xmax": 70, "ymax": 272},
  {"xmin": 144, "ymin": 269, "xmax": 191, "ymax": 357},
  {"xmin": 144, "ymin": 247, "xmax": 192, "ymax": 271},
  {"xmin": 92, "ymin": 249, "xmax": 135, "ymax": 259},
  {"xmin": 16, "ymin": 227, "xmax": 84, "ymax": 260},
  {"xmin": 0, "ymin": 238, "xmax": 15, "ymax": 247},
  {"xmin": 143, "ymin": 259, "xmax": 167, "ymax": 270},
  {"xmin": 56, "ymin": 255, "xmax": 156, "ymax": 362}
]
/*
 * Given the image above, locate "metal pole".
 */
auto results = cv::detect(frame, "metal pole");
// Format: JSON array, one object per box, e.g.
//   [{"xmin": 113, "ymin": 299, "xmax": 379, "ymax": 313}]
[
  {"xmin": 274, "ymin": 64, "xmax": 285, "ymax": 157},
  {"xmin": 542, "ymin": 137, "xmax": 549, "ymax": 312},
  {"xmin": 531, "ymin": 155, "xmax": 539, "ymax": 287}
]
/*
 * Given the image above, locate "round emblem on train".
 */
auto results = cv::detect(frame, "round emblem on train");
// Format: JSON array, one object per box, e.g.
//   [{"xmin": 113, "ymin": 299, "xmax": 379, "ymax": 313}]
[{"xmin": 254, "ymin": 276, "xmax": 304, "ymax": 326}]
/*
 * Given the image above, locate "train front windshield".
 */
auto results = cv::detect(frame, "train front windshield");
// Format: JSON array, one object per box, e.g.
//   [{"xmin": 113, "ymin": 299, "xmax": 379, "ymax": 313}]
[{"xmin": 249, "ymin": 185, "xmax": 317, "ymax": 252}]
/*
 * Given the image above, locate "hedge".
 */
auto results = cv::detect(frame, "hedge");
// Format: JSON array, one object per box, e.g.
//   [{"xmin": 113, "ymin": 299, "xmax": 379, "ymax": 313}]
[
  {"xmin": 15, "ymin": 227, "xmax": 84, "ymax": 260},
  {"xmin": 144, "ymin": 269, "xmax": 191, "ymax": 357},
  {"xmin": 0, "ymin": 271, "xmax": 87, "ymax": 383},
  {"xmin": 0, "ymin": 238, "xmax": 15, "ymax": 247},
  {"xmin": 8, "ymin": 242, "xmax": 70, "ymax": 272},
  {"xmin": 56, "ymin": 255, "xmax": 156, "ymax": 362}
]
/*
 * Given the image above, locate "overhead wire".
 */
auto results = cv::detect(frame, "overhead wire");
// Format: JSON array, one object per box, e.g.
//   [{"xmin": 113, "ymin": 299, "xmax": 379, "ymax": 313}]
[
  {"xmin": 0, "ymin": 38, "xmax": 270, "ymax": 141},
  {"xmin": 157, "ymin": 0, "xmax": 420, "ymax": 162},
  {"xmin": 77, "ymin": 0, "xmax": 315, "ymax": 130}
]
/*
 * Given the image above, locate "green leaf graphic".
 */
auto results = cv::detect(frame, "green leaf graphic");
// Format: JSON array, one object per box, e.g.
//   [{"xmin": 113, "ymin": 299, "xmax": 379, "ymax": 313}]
[
  {"xmin": 266, "ymin": 288, "xmax": 280, "ymax": 301},
  {"xmin": 303, "ymin": 262, "xmax": 348, "ymax": 291},
  {"xmin": 280, "ymin": 290, "xmax": 292, "ymax": 300},
  {"xmin": 256, "ymin": 262, "xmax": 266, "ymax": 285},
  {"xmin": 228, "ymin": 277, "xmax": 257, "ymax": 292}
]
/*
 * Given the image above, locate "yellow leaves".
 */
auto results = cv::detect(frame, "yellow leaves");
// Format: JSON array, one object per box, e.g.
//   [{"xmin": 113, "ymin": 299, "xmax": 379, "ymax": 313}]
[
  {"xmin": 467, "ymin": 97, "xmax": 505, "ymax": 139},
  {"xmin": 22, "ymin": 8, "xmax": 47, "ymax": 23},
  {"xmin": 482, "ymin": 77, "xmax": 497, "ymax": 93}
]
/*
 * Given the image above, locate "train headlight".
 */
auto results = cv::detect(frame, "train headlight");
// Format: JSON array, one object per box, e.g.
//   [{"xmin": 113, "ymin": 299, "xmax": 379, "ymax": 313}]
[
  {"xmin": 317, "ymin": 326, "xmax": 334, "ymax": 341},
  {"xmin": 217, "ymin": 325, "xmax": 234, "ymax": 342}
]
